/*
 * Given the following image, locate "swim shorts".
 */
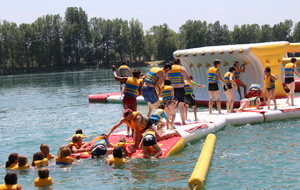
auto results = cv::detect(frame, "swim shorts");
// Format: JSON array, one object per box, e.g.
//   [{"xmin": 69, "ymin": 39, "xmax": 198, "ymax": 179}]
[
  {"xmin": 208, "ymin": 83, "xmax": 219, "ymax": 91},
  {"xmin": 142, "ymin": 86, "xmax": 159, "ymax": 104},
  {"xmin": 285, "ymin": 77, "xmax": 294, "ymax": 84},
  {"xmin": 174, "ymin": 88, "xmax": 185, "ymax": 102},
  {"xmin": 223, "ymin": 85, "xmax": 232, "ymax": 92},
  {"xmin": 123, "ymin": 96, "xmax": 137, "ymax": 106},
  {"xmin": 162, "ymin": 97, "xmax": 177, "ymax": 107},
  {"xmin": 143, "ymin": 134, "xmax": 157, "ymax": 146},
  {"xmin": 184, "ymin": 94, "xmax": 195, "ymax": 106},
  {"xmin": 91, "ymin": 145, "xmax": 107, "ymax": 158}
]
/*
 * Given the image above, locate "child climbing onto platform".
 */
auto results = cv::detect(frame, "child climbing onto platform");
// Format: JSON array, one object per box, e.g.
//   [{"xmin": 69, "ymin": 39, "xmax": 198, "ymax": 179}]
[
  {"xmin": 160, "ymin": 79, "xmax": 177, "ymax": 126},
  {"xmin": 150, "ymin": 104, "xmax": 174, "ymax": 130},
  {"xmin": 139, "ymin": 130, "xmax": 162, "ymax": 159},
  {"xmin": 237, "ymin": 96, "xmax": 264, "ymax": 112},
  {"xmin": 106, "ymin": 147, "xmax": 126, "ymax": 165}
]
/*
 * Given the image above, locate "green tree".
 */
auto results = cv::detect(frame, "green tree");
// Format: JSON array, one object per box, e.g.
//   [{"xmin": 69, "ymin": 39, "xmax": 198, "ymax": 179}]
[
  {"xmin": 272, "ymin": 19, "xmax": 293, "ymax": 41},
  {"xmin": 291, "ymin": 21, "xmax": 300, "ymax": 42},
  {"xmin": 260, "ymin": 24, "xmax": 272, "ymax": 42},
  {"xmin": 128, "ymin": 18, "xmax": 144, "ymax": 62}
]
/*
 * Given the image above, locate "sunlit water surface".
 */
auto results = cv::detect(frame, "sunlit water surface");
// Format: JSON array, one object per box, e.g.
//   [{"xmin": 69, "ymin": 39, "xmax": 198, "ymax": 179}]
[{"xmin": 1, "ymin": 69, "xmax": 300, "ymax": 190}]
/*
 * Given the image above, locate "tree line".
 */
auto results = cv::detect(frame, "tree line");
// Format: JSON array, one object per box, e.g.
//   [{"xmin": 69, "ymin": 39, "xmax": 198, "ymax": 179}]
[{"xmin": 1, "ymin": 7, "xmax": 300, "ymax": 75}]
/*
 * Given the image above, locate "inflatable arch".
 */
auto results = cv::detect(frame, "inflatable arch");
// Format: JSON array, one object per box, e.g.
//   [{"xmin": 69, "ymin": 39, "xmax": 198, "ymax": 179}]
[{"xmin": 173, "ymin": 41, "xmax": 290, "ymax": 102}]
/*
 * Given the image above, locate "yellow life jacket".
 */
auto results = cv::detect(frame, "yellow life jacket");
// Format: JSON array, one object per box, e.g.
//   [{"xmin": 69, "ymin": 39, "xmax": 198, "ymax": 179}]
[
  {"xmin": 264, "ymin": 74, "xmax": 275, "ymax": 89},
  {"xmin": 224, "ymin": 72, "xmax": 232, "ymax": 85},
  {"xmin": 119, "ymin": 65, "xmax": 130, "ymax": 76},
  {"xmin": 72, "ymin": 134, "xmax": 85, "ymax": 139},
  {"xmin": 34, "ymin": 158, "xmax": 48, "ymax": 167},
  {"xmin": 184, "ymin": 80, "xmax": 193, "ymax": 94},
  {"xmin": 6, "ymin": 163, "xmax": 18, "ymax": 169},
  {"xmin": 142, "ymin": 130, "xmax": 156, "ymax": 137},
  {"xmin": 47, "ymin": 153, "xmax": 54, "ymax": 160},
  {"xmin": 0, "ymin": 184, "xmax": 18, "ymax": 190},
  {"xmin": 284, "ymin": 63, "xmax": 294, "ymax": 77},
  {"xmin": 207, "ymin": 67, "xmax": 218, "ymax": 83},
  {"xmin": 168, "ymin": 65, "xmax": 184, "ymax": 84},
  {"xmin": 16, "ymin": 164, "xmax": 30, "ymax": 170},
  {"xmin": 123, "ymin": 111, "xmax": 148, "ymax": 131},
  {"xmin": 68, "ymin": 142, "xmax": 81, "ymax": 149},
  {"xmin": 123, "ymin": 77, "xmax": 141, "ymax": 97},
  {"xmin": 56, "ymin": 156, "xmax": 74, "ymax": 165},
  {"xmin": 34, "ymin": 177, "xmax": 53, "ymax": 186},
  {"xmin": 160, "ymin": 85, "xmax": 173, "ymax": 100},
  {"xmin": 108, "ymin": 157, "xmax": 125, "ymax": 165},
  {"xmin": 145, "ymin": 67, "xmax": 164, "ymax": 85}
]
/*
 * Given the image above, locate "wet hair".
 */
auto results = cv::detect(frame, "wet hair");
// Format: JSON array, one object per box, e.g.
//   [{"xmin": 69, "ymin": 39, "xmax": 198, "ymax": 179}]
[
  {"xmin": 76, "ymin": 129, "xmax": 83, "ymax": 134},
  {"xmin": 229, "ymin": 66, "xmax": 237, "ymax": 72},
  {"xmin": 265, "ymin": 67, "xmax": 271, "ymax": 73},
  {"xmin": 132, "ymin": 69, "xmax": 141, "ymax": 78},
  {"xmin": 18, "ymin": 155, "xmax": 28, "ymax": 167},
  {"xmin": 189, "ymin": 75, "xmax": 193, "ymax": 80},
  {"xmin": 158, "ymin": 104, "xmax": 165, "ymax": 109},
  {"xmin": 121, "ymin": 61, "xmax": 126, "ymax": 65},
  {"xmin": 118, "ymin": 137, "xmax": 126, "ymax": 143},
  {"xmin": 291, "ymin": 57, "xmax": 297, "ymax": 63},
  {"xmin": 257, "ymin": 96, "xmax": 264, "ymax": 103},
  {"xmin": 163, "ymin": 63, "xmax": 172, "ymax": 70},
  {"xmin": 164, "ymin": 79, "xmax": 171, "ymax": 85},
  {"xmin": 57, "ymin": 146, "xmax": 72, "ymax": 158},
  {"xmin": 40, "ymin": 143, "xmax": 49, "ymax": 152},
  {"xmin": 213, "ymin": 59, "xmax": 221, "ymax": 66},
  {"xmin": 72, "ymin": 135, "xmax": 82, "ymax": 143},
  {"xmin": 233, "ymin": 61, "xmax": 239, "ymax": 67},
  {"xmin": 4, "ymin": 172, "xmax": 18, "ymax": 185},
  {"xmin": 38, "ymin": 168, "xmax": 50, "ymax": 179},
  {"xmin": 6, "ymin": 153, "xmax": 19, "ymax": 168},
  {"xmin": 113, "ymin": 147, "xmax": 124, "ymax": 159},
  {"xmin": 32, "ymin": 152, "xmax": 45, "ymax": 166},
  {"xmin": 173, "ymin": 58, "xmax": 181, "ymax": 64}
]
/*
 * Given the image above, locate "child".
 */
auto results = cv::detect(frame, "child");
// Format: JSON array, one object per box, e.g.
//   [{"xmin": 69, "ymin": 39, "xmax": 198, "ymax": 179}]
[
  {"xmin": 31, "ymin": 152, "xmax": 48, "ymax": 167},
  {"xmin": 139, "ymin": 130, "xmax": 162, "ymax": 159},
  {"xmin": 90, "ymin": 134, "xmax": 114, "ymax": 159},
  {"xmin": 40, "ymin": 143, "xmax": 55, "ymax": 160},
  {"xmin": 17, "ymin": 155, "xmax": 30, "ymax": 170},
  {"xmin": 264, "ymin": 67, "xmax": 278, "ymax": 109},
  {"xmin": 160, "ymin": 79, "xmax": 177, "ymax": 127},
  {"xmin": 237, "ymin": 96, "xmax": 264, "ymax": 112},
  {"xmin": 106, "ymin": 147, "xmax": 126, "ymax": 165},
  {"xmin": 68, "ymin": 135, "xmax": 90, "ymax": 153},
  {"xmin": 5, "ymin": 153, "xmax": 19, "ymax": 169},
  {"xmin": 0, "ymin": 172, "xmax": 22, "ymax": 190},
  {"xmin": 114, "ymin": 137, "xmax": 127, "ymax": 157},
  {"xmin": 223, "ymin": 66, "xmax": 237, "ymax": 113},
  {"xmin": 67, "ymin": 129, "xmax": 93, "ymax": 140},
  {"xmin": 34, "ymin": 168, "xmax": 53, "ymax": 186},
  {"xmin": 56, "ymin": 146, "xmax": 74, "ymax": 165},
  {"xmin": 184, "ymin": 75, "xmax": 206, "ymax": 120},
  {"xmin": 149, "ymin": 104, "xmax": 173, "ymax": 130}
]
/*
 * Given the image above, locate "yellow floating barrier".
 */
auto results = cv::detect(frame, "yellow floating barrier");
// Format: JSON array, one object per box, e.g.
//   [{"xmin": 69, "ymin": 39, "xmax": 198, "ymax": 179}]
[{"xmin": 188, "ymin": 134, "xmax": 216, "ymax": 190}]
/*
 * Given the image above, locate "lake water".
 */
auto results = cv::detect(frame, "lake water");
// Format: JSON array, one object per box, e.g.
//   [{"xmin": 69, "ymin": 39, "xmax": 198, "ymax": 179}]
[{"xmin": 1, "ymin": 68, "xmax": 300, "ymax": 190}]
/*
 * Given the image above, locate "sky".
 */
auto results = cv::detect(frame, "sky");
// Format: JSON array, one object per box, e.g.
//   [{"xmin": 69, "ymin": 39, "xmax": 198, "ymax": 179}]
[{"xmin": 0, "ymin": 0, "xmax": 300, "ymax": 32}]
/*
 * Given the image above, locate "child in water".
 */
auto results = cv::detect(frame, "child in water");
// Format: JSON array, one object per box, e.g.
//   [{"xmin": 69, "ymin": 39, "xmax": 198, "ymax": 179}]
[
  {"xmin": 56, "ymin": 146, "xmax": 74, "ymax": 165},
  {"xmin": 90, "ymin": 134, "xmax": 114, "ymax": 159},
  {"xmin": 114, "ymin": 137, "xmax": 127, "ymax": 157},
  {"xmin": 31, "ymin": 152, "xmax": 48, "ymax": 167},
  {"xmin": 5, "ymin": 153, "xmax": 19, "ymax": 169},
  {"xmin": 139, "ymin": 130, "xmax": 162, "ymax": 159},
  {"xmin": 34, "ymin": 168, "xmax": 53, "ymax": 186},
  {"xmin": 67, "ymin": 128, "xmax": 93, "ymax": 140},
  {"xmin": 40, "ymin": 143, "xmax": 55, "ymax": 160},
  {"xmin": 106, "ymin": 147, "xmax": 126, "ymax": 165},
  {"xmin": 17, "ymin": 155, "xmax": 30, "ymax": 170},
  {"xmin": 237, "ymin": 96, "xmax": 264, "ymax": 112},
  {"xmin": 0, "ymin": 172, "xmax": 22, "ymax": 190}
]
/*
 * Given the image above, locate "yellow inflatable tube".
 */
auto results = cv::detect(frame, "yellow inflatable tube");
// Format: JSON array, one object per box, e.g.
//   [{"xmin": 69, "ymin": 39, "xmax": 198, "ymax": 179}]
[{"xmin": 188, "ymin": 134, "xmax": 216, "ymax": 190}]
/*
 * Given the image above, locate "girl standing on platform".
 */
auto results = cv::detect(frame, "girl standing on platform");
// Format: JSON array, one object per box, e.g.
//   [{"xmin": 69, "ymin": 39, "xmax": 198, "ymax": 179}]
[{"xmin": 264, "ymin": 67, "xmax": 278, "ymax": 109}]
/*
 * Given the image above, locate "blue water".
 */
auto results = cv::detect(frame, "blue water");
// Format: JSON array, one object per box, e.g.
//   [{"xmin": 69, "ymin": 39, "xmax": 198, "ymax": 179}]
[{"xmin": 1, "ymin": 69, "xmax": 300, "ymax": 190}]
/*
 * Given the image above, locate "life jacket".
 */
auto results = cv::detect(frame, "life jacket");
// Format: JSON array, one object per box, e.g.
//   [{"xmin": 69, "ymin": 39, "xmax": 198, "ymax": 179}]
[
  {"xmin": 168, "ymin": 65, "xmax": 184, "ymax": 84},
  {"xmin": 184, "ymin": 80, "xmax": 193, "ymax": 94},
  {"xmin": 68, "ymin": 142, "xmax": 81, "ymax": 149},
  {"xmin": 94, "ymin": 138, "xmax": 109, "ymax": 148},
  {"xmin": 72, "ymin": 134, "xmax": 85, "ymax": 139},
  {"xmin": 142, "ymin": 130, "xmax": 156, "ymax": 137},
  {"xmin": 16, "ymin": 164, "xmax": 30, "ymax": 170},
  {"xmin": 119, "ymin": 65, "xmax": 130, "ymax": 76},
  {"xmin": 6, "ymin": 163, "xmax": 18, "ymax": 169},
  {"xmin": 123, "ymin": 77, "xmax": 141, "ymax": 97},
  {"xmin": 145, "ymin": 67, "xmax": 165, "ymax": 85},
  {"xmin": 234, "ymin": 71, "xmax": 241, "ymax": 79},
  {"xmin": 160, "ymin": 85, "xmax": 173, "ymax": 100},
  {"xmin": 249, "ymin": 97, "xmax": 258, "ymax": 106},
  {"xmin": 0, "ymin": 184, "xmax": 19, "ymax": 190},
  {"xmin": 224, "ymin": 72, "xmax": 232, "ymax": 85},
  {"xmin": 123, "ymin": 111, "xmax": 148, "ymax": 131},
  {"xmin": 284, "ymin": 63, "xmax": 294, "ymax": 77},
  {"xmin": 47, "ymin": 153, "xmax": 54, "ymax": 160},
  {"xmin": 56, "ymin": 156, "xmax": 74, "ymax": 165},
  {"xmin": 108, "ymin": 157, "xmax": 125, "ymax": 165},
  {"xmin": 114, "ymin": 142, "xmax": 127, "ymax": 156},
  {"xmin": 150, "ymin": 108, "xmax": 165, "ymax": 122},
  {"xmin": 34, "ymin": 158, "xmax": 48, "ymax": 167},
  {"xmin": 207, "ymin": 67, "xmax": 218, "ymax": 83},
  {"xmin": 264, "ymin": 74, "xmax": 275, "ymax": 89},
  {"xmin": 34, "ymin": 177, "xmax": 53, "ymax": 186}
]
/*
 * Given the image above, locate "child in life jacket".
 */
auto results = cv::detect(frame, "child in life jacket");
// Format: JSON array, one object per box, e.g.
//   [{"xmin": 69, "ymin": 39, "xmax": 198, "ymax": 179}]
[
  {"xmin": 5, "ymin": 153, "xmax": 19, "ymax": 169},
  {"xmin": 90, "ymin": 134, "xmax": 114, "ymax": 159},
  {"xmin": 31, "ymin": 152, "xmax": 48, "ymax": 167},
  {"xmin": 139, "ymin": 130, "xmax": 162, "ymax": 159},
  {"xmin": 106, "ymin": 147, "xmax": 126, "ymax": 165},
  {"xmin": 237, "ymin": 96, "xmax": 264, "ymax": 112},
  {"xmin": 114, "ymin": 137, "xmax": 127, "ymax": 157},
  {"xmin": 40, "ymin": 143, "xmax": 55, "ymax": 160},
  {"xmin": 149, "ymin": 104, "xmax": 174, "ymax": 130},
  {"xmin": 56, "ymin": 146, "xmax": 74, "ymax": 165},
  {"xmin": 16, "ymin": 155, "xmax": 30, "ymax": 170},
  {"xmin": 66, "ymin": 128, "xmax": 93, "ymax": 141},
  {"xmin": 68, "ymin": 135, "xmax": 90, "ymax": 153},
  {"xmin": 0, "ymin": 172, "xmax": 22, "ymax": 190},
  {"xmin": 34, "ymin": 168, "xmax": 53, "ymax": 186}
]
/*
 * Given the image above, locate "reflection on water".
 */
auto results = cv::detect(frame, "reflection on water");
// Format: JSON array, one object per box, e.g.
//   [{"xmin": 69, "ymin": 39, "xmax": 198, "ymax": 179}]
[{"xmin": 1, "ymin": 69, "xmax": 300, "ymax": 189}]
